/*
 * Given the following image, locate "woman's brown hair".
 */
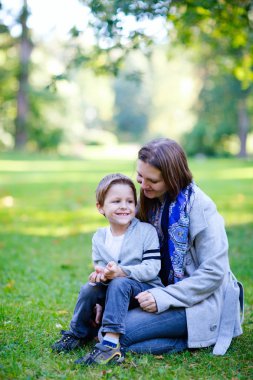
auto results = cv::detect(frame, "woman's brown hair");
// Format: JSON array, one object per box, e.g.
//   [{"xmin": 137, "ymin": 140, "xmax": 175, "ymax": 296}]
[{"xmin": 137, "ymin": 138, "xmax": 193, "ymax": 221}]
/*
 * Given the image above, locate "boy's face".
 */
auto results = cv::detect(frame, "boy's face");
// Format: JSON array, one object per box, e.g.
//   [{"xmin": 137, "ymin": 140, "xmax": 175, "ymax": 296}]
[{"xmin": 97, "ymin": 184, "xmax": 136, "ymax": 230}]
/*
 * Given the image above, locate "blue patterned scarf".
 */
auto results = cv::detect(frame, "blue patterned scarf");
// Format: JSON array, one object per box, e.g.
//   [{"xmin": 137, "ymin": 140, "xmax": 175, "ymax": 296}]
[{"xmin": 148, "ymin": 183, "xmax": 194, "ymax": 285}]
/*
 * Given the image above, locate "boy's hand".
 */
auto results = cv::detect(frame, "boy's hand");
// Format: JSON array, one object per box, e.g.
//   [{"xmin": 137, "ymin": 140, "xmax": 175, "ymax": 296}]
[
  {"xmin": 103, "ymin": 261, "xmax": 126, "ymax": 279},
  {"xmin": 89, "ymin": 266, "xmax": 106, "ymax": 283}
]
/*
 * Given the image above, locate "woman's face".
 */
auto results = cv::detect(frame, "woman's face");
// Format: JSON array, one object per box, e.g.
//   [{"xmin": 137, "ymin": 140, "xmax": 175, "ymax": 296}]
[{"xmin": 136, "ymin": 160, "xmax": 168, "ymax": 200}]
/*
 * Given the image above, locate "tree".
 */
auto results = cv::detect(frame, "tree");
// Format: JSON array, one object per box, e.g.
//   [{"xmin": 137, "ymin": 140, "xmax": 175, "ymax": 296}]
[
  {"xmin": 0, "ymin": 0, "xmax": 64, "ymax": 151},
  {"xmin": 167, "ymin": 0, "xmax": 253, "ymax": 157},
  {"xmin": 14, "ymin": 0, "xmax": 33, "ymax": 149},
  {"xmin": 183, "ymin": 73, "xmax": 251, "ymax": 156},
  {"xmin": 0, "ymin": 10, "xmax": 17, "ymax": 149},
  {"xmin": 85, "ymin": 0, "xmax": 253, "ymax": 156},
  {"xmin": 113, "ymin": 54, "xmax": 150, "ymax": 142},
  {"xmin": 0, "ymin": 0, "xmax": 33, "ymax": 149}
]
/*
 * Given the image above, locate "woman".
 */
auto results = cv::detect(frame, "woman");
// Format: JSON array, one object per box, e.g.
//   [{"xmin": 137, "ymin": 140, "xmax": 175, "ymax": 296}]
[{"xmin": 118, "ymin": 138, "xmax": 243, "ymax": 356}]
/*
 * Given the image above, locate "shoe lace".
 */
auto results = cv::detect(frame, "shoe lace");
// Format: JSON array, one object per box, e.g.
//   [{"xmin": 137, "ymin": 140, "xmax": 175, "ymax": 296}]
[
  {"xmin": 60, "ymin": 331, "xmax": 76, "ymax": 344},
  {"xmin": 63, "ymin": 335, "xmax": 74, "ymax": 342},
  {"xmin": 88, "ymin": 345, "xmax": 110, "ymax": 363},
  {"xmin": 89, "ymin": 347, "xmax": 100, "ymax": 358}
]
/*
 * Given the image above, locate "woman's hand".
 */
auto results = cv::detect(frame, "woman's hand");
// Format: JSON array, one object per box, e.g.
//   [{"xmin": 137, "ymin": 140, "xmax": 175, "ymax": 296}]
[
  {"xmin": 103, "ymin": 261, "xmax": 126, "ymax": 280},
  {"xmin": 135, "ymin": 291, "xmax": 157, "ymax": 313}
]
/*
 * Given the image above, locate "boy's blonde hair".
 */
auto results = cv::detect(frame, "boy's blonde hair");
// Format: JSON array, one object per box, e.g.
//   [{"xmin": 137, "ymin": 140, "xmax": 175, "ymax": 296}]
[{"xmin": 96, "ymin": 173, "xmax": 137, "ymax": 206}]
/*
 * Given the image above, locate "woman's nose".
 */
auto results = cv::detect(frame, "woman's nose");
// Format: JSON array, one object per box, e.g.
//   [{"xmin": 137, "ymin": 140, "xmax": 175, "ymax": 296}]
[{"xmin": 141, "ymin": 180, "xmax": 150, "ymax": 189}]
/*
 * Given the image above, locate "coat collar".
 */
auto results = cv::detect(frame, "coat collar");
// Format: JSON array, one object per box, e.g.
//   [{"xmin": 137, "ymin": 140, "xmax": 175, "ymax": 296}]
[{"xmin": 189, "ymin": 185, "xmax": 208, "ymax": 242}]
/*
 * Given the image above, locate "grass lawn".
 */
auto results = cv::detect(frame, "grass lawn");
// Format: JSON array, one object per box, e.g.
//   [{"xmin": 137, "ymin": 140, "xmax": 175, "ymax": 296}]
[{"xmin": 0, "ymin": 151, "xmax": 253, "ymax": 380}]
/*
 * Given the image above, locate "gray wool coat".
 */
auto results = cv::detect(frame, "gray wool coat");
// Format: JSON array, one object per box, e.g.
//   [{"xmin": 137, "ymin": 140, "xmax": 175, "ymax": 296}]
[{"xmin": 148, "ymin": 184, "xmax": 243, "ymax": 356}]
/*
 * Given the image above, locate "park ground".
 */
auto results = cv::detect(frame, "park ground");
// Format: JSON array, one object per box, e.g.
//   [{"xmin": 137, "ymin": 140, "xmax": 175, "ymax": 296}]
[{"xmin": 0, "ymin": 150, "xmax": 253, "ymax": 379}]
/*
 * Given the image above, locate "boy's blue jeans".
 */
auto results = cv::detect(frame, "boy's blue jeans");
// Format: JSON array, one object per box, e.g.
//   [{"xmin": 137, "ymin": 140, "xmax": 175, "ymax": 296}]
[{"xmin": 69, "ymin": 277, "xmax": 152, "ymax": 338}]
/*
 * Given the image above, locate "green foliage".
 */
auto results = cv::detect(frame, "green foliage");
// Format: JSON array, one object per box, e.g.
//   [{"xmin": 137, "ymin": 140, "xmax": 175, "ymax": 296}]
[
  {"xmin": 114, "ymin": 70, "xmax": 150, "ymax": 142},
  {"xmin": 0, "ymin": 1, "xmax": 66, "ymax": 151},
  {"xmin": 87, "ymin": 0, "xmax": 253, "ymax": 156},
  {"xmin": 182, "ymin": 74, "xmax": 253, "ymax": 156},
  {"xmin": 28, "ymin": 125, "xmax": 63, "ymax": 151},
  {"xmin": 27, "ymin": 87, "xmax": 65, "ymax": 151},
  {"xmin": 0, "ymin": 152, "xmax": 253, "ymax": 379},
  {"xmin": 1, "ymin": 1, "xmax": 253, "ymax": 153},
  {"xmin": 0, "ymin": 17, "xmax": 18, "ymax": 148},
  {"xmin": 87, "ymin": 0, "xmax": 253, "ymax": 87},
  {"xmin": 168, "ymin": 0, "xmax": 253, "ymax": 89},
  {"xmin": 169, "ymin": 1, "xmax": 253, "ymax": 156},
  {"xmin": 88, "ymin": 0, "xmax": 170, "ymax": 24}
]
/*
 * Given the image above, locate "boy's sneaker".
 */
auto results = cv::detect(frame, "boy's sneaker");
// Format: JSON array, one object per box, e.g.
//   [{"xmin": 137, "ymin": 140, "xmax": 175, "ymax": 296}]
[
  {"xmin": 52, "ymin": 330, "xmax": 85, "ymax": 352},
  {"xmin": 75, "ymin": 342, "xmax": 124, "ymax": 365}
]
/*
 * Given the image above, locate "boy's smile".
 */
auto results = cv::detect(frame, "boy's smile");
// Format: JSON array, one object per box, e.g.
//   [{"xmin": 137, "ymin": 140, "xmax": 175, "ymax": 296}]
[{"xmin": 97, "ymin": 183, "xmax": 136, "ymax": 235}]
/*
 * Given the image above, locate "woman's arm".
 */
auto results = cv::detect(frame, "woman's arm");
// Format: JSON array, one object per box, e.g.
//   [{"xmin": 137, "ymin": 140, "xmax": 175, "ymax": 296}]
[{"xmin": 149, "ymin": 199, "xmax": 229, "ymax": 313}]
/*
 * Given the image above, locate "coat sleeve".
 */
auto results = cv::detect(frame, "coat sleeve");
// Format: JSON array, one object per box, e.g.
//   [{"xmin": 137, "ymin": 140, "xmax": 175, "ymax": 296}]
[
  {"xmin": 92, "ymin": 233, "xmax": 107, "ymax": 268},
  {"xmin": 119, "ymin": 225, "xmax": 161, "ymax": 282},
  {"xmin": 148, "ymin": 198, "xmax": 228, "ymax": 313}
]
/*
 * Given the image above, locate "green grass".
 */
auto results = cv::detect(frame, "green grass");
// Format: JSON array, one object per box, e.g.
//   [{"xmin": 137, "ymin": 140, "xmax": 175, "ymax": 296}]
[{"xmin": 0, "ymin": 152, "xmax": 253, "ymax": 380}]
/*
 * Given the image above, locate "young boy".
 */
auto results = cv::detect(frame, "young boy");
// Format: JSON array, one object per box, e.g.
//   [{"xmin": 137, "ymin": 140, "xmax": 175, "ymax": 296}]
[{"xmin": 52, "ymin": 173, "xmax": 163, "ymax": 365}]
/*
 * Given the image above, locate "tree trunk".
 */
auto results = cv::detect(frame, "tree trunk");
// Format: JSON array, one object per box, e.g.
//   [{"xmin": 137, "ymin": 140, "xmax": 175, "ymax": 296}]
[
  {"xmin": 237, "ymin": 96, "xmax": 249, "ymax": 158},
  {"xmin": 14, "ymin": 0, "xmax": 33, "ymax": 150}
]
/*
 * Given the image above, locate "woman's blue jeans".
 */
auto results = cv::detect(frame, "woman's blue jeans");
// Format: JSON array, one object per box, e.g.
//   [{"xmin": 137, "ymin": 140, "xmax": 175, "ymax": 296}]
[{"xmin": 119, "ymin": 307, "xmax": 188, "ymax": 355}]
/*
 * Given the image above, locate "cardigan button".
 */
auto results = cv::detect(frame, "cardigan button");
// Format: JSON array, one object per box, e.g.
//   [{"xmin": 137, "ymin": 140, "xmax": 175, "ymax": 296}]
[
  {"xmin": 210, "ymin": 324, "xmax": 217, "ymax": 331},
  {"xmin": 186, "ymin": 257, "xmax": 192, "ymax": 265},
  {"xmin": 118, "ymin": 260, "xmax": 121, "ymax": 264}
]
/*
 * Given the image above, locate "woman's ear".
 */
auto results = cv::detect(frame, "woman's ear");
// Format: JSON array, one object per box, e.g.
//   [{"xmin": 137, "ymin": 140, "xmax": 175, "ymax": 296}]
[{"xmin": 96, "ymin": 202, "xmax": 105, "ymax": 215}]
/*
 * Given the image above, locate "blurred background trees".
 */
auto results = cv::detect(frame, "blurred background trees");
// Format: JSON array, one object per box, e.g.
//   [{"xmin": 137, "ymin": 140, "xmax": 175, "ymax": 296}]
[
  {"xmin": 14, "ymin": 0, "xmax": 32, "ymax": 149},
  {"xmin": 0, "ymin": 0, "xmax": 252, "ymax": 156},
  {"xmin": 0, "ymin": 0, "xmax": 63, "ymax": 151}
]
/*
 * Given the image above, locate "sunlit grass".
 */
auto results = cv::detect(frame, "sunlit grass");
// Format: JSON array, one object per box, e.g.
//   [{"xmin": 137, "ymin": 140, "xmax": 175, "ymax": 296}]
[{"xmin": 0, "ymin": 151, "xmax": 253, "ymax": 380}]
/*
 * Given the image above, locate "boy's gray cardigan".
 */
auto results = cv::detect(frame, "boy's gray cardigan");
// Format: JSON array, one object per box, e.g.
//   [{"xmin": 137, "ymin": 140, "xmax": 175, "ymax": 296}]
[
  {"xmin": 148, "ymin": 185, "xmax": 244, "ymax": 356},
  {"xmin": 92, "ymin": 218, "xmax": 163, "ymax": 287}
]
